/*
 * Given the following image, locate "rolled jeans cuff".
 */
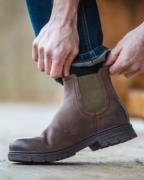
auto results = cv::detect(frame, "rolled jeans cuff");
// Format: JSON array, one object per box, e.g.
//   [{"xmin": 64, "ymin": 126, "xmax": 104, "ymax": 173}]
[{"xmin": 72, "ymin": 45, "xmax": 110, "ymax": 67}]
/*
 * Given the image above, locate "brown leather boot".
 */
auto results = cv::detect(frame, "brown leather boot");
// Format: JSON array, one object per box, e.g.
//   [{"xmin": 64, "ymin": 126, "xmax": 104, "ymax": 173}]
[{"xmin": 8, "ymin": 66, "xmax": 137, "ymax": 163}]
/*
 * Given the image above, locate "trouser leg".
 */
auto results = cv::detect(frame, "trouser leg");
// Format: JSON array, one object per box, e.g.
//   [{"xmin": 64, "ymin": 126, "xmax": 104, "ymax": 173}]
[{"xmin": 26, "ymin": 0, "xmax": 109, "ymax": 84}]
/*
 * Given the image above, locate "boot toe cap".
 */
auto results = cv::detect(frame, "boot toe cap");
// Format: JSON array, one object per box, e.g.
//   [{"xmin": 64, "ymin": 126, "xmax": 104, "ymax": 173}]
[{"xmin": 9, "ymin": 137, "xmax": 48, "ymax": 153}]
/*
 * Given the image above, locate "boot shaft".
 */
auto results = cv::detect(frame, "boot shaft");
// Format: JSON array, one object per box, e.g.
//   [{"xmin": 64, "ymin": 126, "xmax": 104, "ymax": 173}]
[{"xmin": 63, "ymin": 67, "xmax": 129, "ymax": 130}]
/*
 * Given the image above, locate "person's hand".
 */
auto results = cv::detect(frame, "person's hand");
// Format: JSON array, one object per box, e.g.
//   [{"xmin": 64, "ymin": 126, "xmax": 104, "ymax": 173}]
[
  {"xmin": 105, "ymin": 22, "xmax": 144, "ymax": 78},
  {"xmin": 32, "ymin": 0, "xmax": 79, "ymax": 78}
]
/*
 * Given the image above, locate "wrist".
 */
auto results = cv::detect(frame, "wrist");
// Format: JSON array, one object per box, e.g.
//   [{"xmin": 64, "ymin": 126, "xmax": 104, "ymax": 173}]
[
  {"xmin": 50, "ymin": 0, "xmax": 79, "ymax": 27},
  {"xmin": 135, "ymin": 22, "xmax": 144, "ymax": 44}
]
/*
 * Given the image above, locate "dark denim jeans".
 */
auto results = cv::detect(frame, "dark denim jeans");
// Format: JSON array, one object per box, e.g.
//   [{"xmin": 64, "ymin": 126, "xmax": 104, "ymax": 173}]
[{"xmin": 26, "ymin": 0, "xmax": 109, "ymax": 68}]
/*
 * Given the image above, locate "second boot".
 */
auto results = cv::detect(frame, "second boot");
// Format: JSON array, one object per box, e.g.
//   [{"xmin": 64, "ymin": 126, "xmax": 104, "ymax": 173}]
[{"xmin": 9, "ymin": 66, "xmax": 137, "ymax": 163}]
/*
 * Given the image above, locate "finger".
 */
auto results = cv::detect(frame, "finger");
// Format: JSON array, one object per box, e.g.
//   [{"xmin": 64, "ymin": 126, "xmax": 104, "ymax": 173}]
[
  {"xmin": 50, "ymin": 54, "xmax": 66, "ymax": 78},
  {"xmin": 38, "ymin": 46, "xmax": 45, "ymax": 72},
  {"xmin": 63, "ymin": 57, "xmax": 72, "ymax": 77},
  {"xmin": 63, "ymin": 53, "xmax": 76, "ymax": 77},
  {"xmin": 104, "ymin": 45, "xmax": 122, "ymax": 66},
  {"xmin": 124, "ymin": 65, "xmax": 140, "ymax": 78},
  {"xmin": 109, "ymin": 52, "xmax": 129, "ymax": 75},
  {"xmin": 115, "ymin": 63, "xmax": 130, "ymax": 75},
  {"xmin": 32, "ymin": 41, "xmax": 38, "ymax": 62},
  {"xmin": 124, "ymin": 71, "xmax": 137, "ymax": 78},
  {"xmin": 44, "ymin": 50, "xmax": 52, "ymax": 75}
]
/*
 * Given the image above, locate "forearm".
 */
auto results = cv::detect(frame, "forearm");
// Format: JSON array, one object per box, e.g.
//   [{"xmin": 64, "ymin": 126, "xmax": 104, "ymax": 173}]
[{"xmin": 50, "ymin": 0, "xmax": 80, "ymax": 26}]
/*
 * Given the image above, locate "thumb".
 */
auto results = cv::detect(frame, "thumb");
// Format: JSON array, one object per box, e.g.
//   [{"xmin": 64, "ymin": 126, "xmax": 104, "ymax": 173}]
[{"xmin": 104, "ymin": 45, "xmax": 122, "ymax": 66}]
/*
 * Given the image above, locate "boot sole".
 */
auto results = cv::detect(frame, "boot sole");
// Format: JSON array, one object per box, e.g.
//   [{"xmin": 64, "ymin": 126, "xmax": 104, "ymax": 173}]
[{"xmin": 8, "ymin": 123, "xmax": 137, "ymax": 163}]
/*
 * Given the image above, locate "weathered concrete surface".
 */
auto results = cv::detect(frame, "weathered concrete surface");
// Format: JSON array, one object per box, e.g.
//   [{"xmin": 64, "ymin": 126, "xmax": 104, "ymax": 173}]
[{"xmin": 0, "ymin": 103, "xmax": 144, "ymax": 180}]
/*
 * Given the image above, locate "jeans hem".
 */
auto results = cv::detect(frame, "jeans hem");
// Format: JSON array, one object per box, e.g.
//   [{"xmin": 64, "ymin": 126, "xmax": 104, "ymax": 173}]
[{"xmin": 72, "ymin": 45, "xmax": 111, "ymax": 67}]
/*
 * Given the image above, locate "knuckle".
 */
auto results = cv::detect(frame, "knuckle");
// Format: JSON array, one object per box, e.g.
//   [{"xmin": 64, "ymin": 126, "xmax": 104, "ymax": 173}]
[
  {"xmin": 53, "ymin": 55, "xmax": 65, "ymax": 65},
  {"xmin": 38, "ymin": 46, "xmax": 44, "ymax": 53},
  {"xmin": 54, "ymin": 60, "xmax": 63, "ymax": 66},
  {"xmin": 119, "ymin": 62, "xmax": 129, "ymax": 69},
  {"xmin": 45, "ymin": 48, "xmax": 51, "ymax": 55},
  {"xmin": 45, "ymin": 51, "xmax": 51, "ymax": 60},
  {"xmin": 72, "ymin": 49, "xmax": 79, "ymax": 56},
  {"xmin": 117, "ymin": 64, "xmax": 124, "ymax": 70},
  {"xmin": 111, "ymin": 48, "xmax": 118, "ymax": 56},
  {"xmin": 54, "ymin": 50, "xmax": 64, "ymax": 58},
  {"xmin": 131, "ymin": 65, "xmax": 140, "ymax": 72},
  {"xmin": 32, "ymin": 40, "xmax": 38, "ymax": 49}
]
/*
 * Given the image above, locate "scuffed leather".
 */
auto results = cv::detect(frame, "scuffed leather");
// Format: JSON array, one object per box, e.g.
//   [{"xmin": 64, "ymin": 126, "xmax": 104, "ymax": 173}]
[{"xmin": 9, "ymin": 67, "xmax": 129, "ymax": 153}]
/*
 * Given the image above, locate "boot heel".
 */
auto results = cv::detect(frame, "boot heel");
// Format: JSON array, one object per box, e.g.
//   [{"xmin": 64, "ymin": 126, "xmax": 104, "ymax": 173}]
[{"xmin": 89, "ymin": 124, "xmax": 137, "ymax": 151}]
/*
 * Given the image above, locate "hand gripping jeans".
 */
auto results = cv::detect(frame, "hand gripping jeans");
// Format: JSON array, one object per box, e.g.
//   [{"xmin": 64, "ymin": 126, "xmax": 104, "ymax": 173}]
[{"xmin": 26, "ymin": 0, "xmax": 109, "ymax": 68}]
